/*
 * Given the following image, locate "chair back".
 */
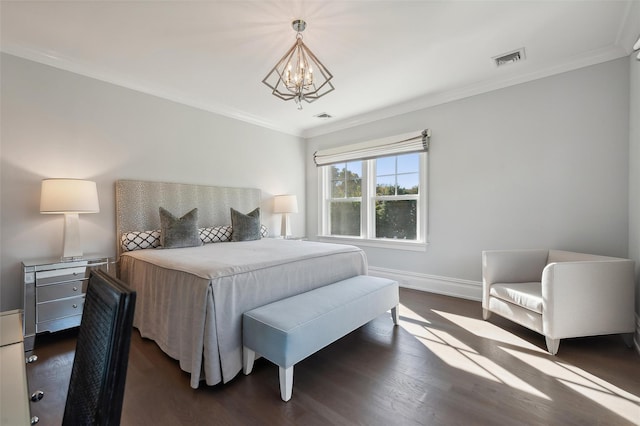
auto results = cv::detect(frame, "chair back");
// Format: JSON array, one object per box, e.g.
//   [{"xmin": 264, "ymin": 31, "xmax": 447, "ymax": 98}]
[{"xmin": 62, "ymin": 269, "xmax": 136, "ymax": 426}]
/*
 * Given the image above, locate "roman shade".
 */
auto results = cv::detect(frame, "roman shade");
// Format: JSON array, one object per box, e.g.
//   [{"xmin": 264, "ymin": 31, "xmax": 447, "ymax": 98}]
[{"xmin": 313, "ymin": 129, "xmax": 431, "ymax": 166}]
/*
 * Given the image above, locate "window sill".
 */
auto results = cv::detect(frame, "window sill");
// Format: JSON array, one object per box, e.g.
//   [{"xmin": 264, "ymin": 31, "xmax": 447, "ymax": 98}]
[{"xmin": 316, "ymin": 236, "xmax": 427, "ymax": 252}]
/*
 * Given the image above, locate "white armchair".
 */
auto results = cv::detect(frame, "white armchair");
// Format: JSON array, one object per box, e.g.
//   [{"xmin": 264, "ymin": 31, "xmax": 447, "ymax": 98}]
[{"xmin": 482, "ymin": 249, "xmax": 635, "ymax": 355}]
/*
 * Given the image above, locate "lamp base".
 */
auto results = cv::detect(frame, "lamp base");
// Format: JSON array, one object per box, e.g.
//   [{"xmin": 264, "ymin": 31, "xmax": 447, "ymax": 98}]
[
  {"xmin": 280, "ymin": 214, "xmax": 291, "ymax": 238},
  {"xmin": 62, "ymin": 213, "xmax": 84, "ymax": 259}
]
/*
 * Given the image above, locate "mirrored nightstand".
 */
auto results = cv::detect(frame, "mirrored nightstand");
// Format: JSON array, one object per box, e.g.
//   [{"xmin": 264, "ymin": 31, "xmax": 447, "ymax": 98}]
[{"xmin": 22, "ymin": 255, "xmax": 113, "ymax": 351}]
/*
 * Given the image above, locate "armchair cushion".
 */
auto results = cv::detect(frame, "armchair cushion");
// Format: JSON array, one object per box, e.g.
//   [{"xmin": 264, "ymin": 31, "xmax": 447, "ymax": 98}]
[{"xmin": 490, "ymin": 282, "xmax": 543, "ymax": 314}]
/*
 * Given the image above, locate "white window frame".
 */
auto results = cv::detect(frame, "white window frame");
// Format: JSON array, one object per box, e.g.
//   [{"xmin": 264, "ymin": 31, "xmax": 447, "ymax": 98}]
[{"xmin": 318, "ymin": 152, "xmax": 428, "ymax": 251}]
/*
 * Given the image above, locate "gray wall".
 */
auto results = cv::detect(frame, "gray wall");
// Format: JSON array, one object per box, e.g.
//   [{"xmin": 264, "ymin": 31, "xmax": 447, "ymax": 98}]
[
  {"xmin": 306, "ymin": 58, "xmax": 630, "ymax": 285},
  {"xmin": 630, "ymin": 52, "xmax": 640, "ymax": 320},
  {"xmin": 0, "ymin": 53, "xmax": 305, "ymax": 311}
]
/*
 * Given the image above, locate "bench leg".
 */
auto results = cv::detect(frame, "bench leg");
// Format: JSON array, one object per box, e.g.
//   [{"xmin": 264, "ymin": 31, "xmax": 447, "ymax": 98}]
[
  {"xmin": 243, "ymin": 346, "xmax": 255, "ymax": 375},
  {"xmin": 391, "ymin": 304, "xmax": 399, "ymax": 325},
  {"xmin": 279, "ymin": 366, "xmax": 294, "ymax": 402}
]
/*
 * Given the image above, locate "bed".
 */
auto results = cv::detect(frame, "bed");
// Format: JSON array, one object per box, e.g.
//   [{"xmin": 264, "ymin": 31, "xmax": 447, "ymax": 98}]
[{"xmin": 115, "ymin": 180, "xmax": 367, "ymax": 388}]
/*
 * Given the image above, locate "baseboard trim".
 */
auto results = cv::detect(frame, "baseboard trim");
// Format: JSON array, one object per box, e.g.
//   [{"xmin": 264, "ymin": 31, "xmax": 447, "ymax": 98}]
[{"xmin": 368, "ymin": 266, "xmax": 482, "ymax": 301}]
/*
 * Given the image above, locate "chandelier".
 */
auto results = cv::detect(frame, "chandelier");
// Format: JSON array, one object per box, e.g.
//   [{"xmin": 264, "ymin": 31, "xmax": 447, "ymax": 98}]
[{"xmin": 262, "ymin": 19, "xmax": 334, "ymax": 110}]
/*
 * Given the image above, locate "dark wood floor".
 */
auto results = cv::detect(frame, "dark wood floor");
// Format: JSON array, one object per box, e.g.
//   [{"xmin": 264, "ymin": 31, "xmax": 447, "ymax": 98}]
[{"xmin": 27, "ymin": 288, "xmax": 640, "ymax": 425}]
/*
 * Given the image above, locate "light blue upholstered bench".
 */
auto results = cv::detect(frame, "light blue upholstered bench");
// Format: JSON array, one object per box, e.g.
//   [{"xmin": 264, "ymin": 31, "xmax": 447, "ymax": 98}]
[{"xmin": 242, "ymin": 275, "xmax": 399, "ymax": 401}]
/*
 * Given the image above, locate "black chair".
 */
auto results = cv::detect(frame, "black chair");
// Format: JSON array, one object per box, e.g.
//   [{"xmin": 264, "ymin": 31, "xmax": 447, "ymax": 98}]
[{"xmin": 62, "ymin": 269, "xmax": 136, "ymax": 426}]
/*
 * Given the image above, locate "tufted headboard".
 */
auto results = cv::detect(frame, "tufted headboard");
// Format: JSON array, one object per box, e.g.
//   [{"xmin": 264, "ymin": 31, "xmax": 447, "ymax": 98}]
[{"xmin": 115, "ymin": 180, "xmax": 261, "ymax": 258}]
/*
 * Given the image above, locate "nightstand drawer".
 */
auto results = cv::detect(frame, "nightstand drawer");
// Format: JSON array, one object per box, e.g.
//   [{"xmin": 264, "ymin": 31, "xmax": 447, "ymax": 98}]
[
  {"xmin": 35, "ymin": 267, "xmax": 88, "ymax": 286},
  {"xmin": 36, "ymin": 280, "xmax": 86, "ymax": 303},
  {"xmin": 36, "ymin": 314, "xmax": 82, "ymax": 334},
  {"xmin": 37, "ymin": 296, "xmax": 85, "ymax": 322}
]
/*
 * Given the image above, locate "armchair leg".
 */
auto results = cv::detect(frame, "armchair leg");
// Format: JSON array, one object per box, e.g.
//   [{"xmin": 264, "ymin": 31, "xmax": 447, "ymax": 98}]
[
  {"xmin": 482, "ymin": 308, "xmax": 491, "ymax": 320},
  {"xmin": 621, "ymin": 333, "xmax": 634, "ymax": 348},
  {"xmin": 545, "ymin": 337, "xmax": 560, "ymax": 355}
]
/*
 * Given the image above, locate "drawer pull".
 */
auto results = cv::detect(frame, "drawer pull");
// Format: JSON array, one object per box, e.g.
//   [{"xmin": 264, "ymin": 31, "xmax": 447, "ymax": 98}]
[
  {"xmin": 31, "ymin": 416, "xmax": 39, "ymax": 425},
  {"xmin": 73, "ymin": 286, "xmax": 78, "ymax": 291},
  {"xmin": 26, "ymin": 355, "xmax": 38, "ymax": 364},
  {"xmin": 31, "ymin": 390, "xmax": 44, "ymax": 402},
  {"xmin": 72, "ymin": 304, "xmax": 78, "ymax": 309}
]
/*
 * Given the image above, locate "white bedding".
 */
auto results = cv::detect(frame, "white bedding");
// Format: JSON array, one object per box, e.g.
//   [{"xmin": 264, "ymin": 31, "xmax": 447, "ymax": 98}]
[{"xmin": 119, "ymin": 238, "xmax": 367, "ymax": 388}]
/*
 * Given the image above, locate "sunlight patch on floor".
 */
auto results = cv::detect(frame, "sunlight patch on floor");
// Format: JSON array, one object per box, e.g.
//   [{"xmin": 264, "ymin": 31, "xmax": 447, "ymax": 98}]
[
  {"xmin": 399, "ymin": 303, "xmax": 432, "ymax": 325},
  {"xmin": 430, "ymin": 309, "xmax": 640, "ymax": 421},
  {"xmin": 501, "ymin": 347, "xmax": 640, "ymax": 423},
  {"xmin": 399, "ymin": 304, "xmax": 549, "ymax": 400},
  {"xmin": 432, "ymin": 309, "xmax": 546, "ymax": 354},
  {"xmin": 403, "ymin": 320, "xmax": 496, "ymax": 383}
]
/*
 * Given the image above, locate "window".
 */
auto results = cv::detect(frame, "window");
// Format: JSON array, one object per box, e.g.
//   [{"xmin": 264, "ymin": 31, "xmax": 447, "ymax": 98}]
[
  {"xmin": 374, "ymin": 153, "xmax": 419, "ymax": 239},
  {"xmin": 328, "ymin": 161, "xmax": 362, "ymax": 236},
  {"xmin": 320, "ymin": 152, "xmax": 426, "ymax": 246}
]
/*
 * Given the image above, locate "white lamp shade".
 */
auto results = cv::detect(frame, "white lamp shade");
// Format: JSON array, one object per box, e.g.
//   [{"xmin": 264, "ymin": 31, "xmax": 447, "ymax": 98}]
[
  {"xmin": 273, "ymin": 195, "xmax": 298, "ymax": 213},
  {"xmin": 40, "ymin": 179, "xmax": 100, "ymax": 214}
]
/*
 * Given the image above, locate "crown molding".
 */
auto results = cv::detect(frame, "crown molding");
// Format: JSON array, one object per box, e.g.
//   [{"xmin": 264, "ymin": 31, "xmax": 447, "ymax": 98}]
[
  {"xmin": 0, "ymin": 45, "xmax": 304, "ymax": 137},
  {"xmin": 1, "ymin": 40, "xmax": 629, "ymax": 141},
  {"xmin": 303, "ymin": 44, "xmax": 629, "ymax": 139}
]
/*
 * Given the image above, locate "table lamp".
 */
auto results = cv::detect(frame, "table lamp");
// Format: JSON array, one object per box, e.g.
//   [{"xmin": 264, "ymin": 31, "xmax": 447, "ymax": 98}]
[
  {"xmin": 273, "ymin": 195, "xmax": 298, "ymax": 238},
  {"xmin": 40, "ymin": 179, "xmax": 100, "ymax": 260}
]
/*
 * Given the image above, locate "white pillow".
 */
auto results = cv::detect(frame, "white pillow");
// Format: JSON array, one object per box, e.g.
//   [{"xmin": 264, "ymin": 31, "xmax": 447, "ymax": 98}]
[
  {"xmin": 121, "ymin": 230, "xmax": 161, "ymax": 252},
  {"xmin": 199, "ymin": 225, "xmax": 232, "ymax": 244}
]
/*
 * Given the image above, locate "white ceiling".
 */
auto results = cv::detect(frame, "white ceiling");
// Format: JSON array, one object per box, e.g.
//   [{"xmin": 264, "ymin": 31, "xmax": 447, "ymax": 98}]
[{"xmin": 1, "ymin": 1, "xmax": 638, "ymax": 137}]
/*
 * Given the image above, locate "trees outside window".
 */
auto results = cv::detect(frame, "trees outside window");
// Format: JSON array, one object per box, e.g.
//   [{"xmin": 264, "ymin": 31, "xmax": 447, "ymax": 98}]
[
  {"xmin": 328, "ymin": 161, "xmax": 362, "ymax": 236},
  {"xmin": 321, "ymin": 152, "xmax": 424, "ymax": 242}
]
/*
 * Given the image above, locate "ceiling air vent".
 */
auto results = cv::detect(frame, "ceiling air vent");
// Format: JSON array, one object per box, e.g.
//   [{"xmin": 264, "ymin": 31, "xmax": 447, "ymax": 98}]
[
  {"xmin": 314, "ymin": 112, "xmax": 333, "ymax": 120},
  {"xmin": 493, "ymin": 48, "xmax": 526, "ymax": 67}
]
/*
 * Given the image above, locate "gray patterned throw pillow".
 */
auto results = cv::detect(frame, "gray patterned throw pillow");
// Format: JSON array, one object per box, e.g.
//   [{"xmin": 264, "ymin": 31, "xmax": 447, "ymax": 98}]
[
  {"xmin": 230, "ymin": 207, "xmax": 261, "ymax": 242},
  {"xmin": 159, "ymin": 207, "xmax": 202, "ymax": 248}
]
